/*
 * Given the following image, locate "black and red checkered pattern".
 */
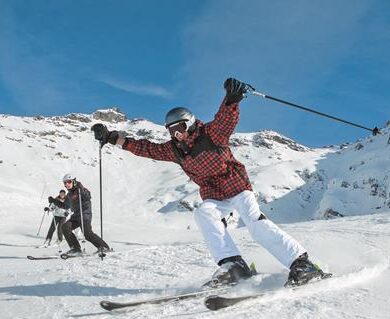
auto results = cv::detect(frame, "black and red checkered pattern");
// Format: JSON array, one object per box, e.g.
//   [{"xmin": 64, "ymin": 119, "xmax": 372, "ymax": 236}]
[{"xmin": 122, "ymin": 100, "xmax": 252, "ymax": 200}]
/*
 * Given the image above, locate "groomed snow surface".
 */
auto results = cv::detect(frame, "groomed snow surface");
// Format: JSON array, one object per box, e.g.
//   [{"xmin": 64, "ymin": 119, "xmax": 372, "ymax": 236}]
[{"xmin": 1, "ymin": 111, "xmax": 390, "ymax": 318}]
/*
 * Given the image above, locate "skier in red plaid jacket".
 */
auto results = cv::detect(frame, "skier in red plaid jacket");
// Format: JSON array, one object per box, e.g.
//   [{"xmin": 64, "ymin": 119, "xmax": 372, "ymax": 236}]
[
  {"xmin": 92, "ymin": 78, "xmax": 327, "ymax": 287},
  {"xmin": 121, "ymin": 97, "xmax": 252, "ymax": 201}
]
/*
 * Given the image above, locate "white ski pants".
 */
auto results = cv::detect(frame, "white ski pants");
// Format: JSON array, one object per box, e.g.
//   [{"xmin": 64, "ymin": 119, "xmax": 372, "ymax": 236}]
[{"xmin": 194, "ymin": 190, "xmax": 306, "ymax": 268}]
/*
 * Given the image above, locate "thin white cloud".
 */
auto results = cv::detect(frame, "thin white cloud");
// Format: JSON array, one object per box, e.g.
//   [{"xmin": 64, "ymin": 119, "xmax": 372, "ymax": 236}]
[{"xmin": 100, "ymin": 77, "xmax": 172, "ymax": 99}]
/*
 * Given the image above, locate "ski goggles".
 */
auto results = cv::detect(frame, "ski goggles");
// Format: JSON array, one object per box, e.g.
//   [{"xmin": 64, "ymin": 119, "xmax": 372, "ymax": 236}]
[
  {"xmin": 63, "ymin": 180, "xmax": 73, "ymax": 186},
  {"xmin": 167, "ymin": 121, "xmax": 188, "ymax": 139}
]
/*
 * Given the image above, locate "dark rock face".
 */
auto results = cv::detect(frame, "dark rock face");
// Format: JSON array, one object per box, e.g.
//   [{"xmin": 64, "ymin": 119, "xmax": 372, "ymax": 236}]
[
  {"xmin": 92, "ymin": 107, "xmax": 127, "ymax": 123},
  {"xmin": 66, "ymin": 113, "xmax": 92, "ymax": 123},
  {"xmin": 252, "ymin": 131, "xmax": 308, "ymax": 152}
]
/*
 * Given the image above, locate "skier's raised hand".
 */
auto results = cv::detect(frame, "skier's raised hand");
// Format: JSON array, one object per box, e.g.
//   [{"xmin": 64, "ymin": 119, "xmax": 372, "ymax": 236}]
[
  {"xmin": 223, "ymin": 78, "xmax": 250, "ymax": 106},
  {"xmin": 91, "ymin": 123, "xmax": 119, "ymax": 146}
]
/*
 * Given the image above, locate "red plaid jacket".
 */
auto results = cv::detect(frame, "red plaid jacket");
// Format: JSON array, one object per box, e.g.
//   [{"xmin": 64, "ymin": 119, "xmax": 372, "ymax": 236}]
[{"xmin": 122, "ymin": 101, "xmax": 252, "ymax": 200}]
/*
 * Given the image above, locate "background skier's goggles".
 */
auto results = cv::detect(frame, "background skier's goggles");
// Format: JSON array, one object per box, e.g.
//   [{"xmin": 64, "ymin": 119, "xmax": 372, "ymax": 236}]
[
  {"xmin": 63, "ymin": 180, "xmax": 73, "ymax": 185},
  {"xmin": 167, "ymin": 121, "xmax": 188, "ymax": 137}
]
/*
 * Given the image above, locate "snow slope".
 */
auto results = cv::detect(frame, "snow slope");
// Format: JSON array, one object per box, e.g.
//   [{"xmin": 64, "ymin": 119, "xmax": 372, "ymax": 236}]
[{"xmin": 0, "ymin": 109, "xmax": 389, "ymax": 318}]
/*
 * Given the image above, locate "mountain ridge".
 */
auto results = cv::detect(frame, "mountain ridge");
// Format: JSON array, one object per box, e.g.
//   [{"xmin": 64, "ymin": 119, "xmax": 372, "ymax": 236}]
[{"xmin": 0, "ymin": 108, "xmax": 389, "ymax": 227}]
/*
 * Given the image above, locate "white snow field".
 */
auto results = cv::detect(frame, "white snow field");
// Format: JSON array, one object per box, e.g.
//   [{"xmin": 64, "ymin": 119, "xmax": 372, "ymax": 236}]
[{"xmin": 1, "ymin": 109, "xmax": 390, "ymax": 318}]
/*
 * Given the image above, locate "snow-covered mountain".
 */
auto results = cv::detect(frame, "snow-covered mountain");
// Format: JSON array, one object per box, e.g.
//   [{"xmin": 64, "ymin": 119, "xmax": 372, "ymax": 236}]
[
  {"xmin": 1, "ymin": 108, "xmax": 390, "ymax": 318},
  {"xmin": 1, "ymin": 108, "xmax": 389, "ymax": 224}
]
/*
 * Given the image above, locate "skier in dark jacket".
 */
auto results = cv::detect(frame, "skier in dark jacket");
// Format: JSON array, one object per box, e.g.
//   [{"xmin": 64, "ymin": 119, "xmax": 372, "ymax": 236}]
[
  {"xmin": 91, "ymin": 78, "xmax": 328, "ymax": 287},
  {"xmin": 49, "ymin": 174, "xmax": 110, "ymax": 256}
]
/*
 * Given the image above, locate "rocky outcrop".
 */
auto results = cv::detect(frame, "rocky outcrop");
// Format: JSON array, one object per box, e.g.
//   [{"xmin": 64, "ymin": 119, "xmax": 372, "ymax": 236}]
[{"xmin": 93, "ymin": 107, "xmax": 127, "ymax": 123}]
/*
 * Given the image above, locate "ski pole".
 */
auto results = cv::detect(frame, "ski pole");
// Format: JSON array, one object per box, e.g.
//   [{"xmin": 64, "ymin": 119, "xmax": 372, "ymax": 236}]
[
  {"xmin": 53, "ymin": 218, "xmax": 62, "ymax": 253},
  {"xmin": 98, "ymin": 141, "xmax": 106, "ymax": 260},
  {"xmin": 36, "ymin": 210, "xmax": 46, "ymax": 236},
  {"xmin": 78, "ymin": 187, "xmax": 86, "ymax": 251},
  {"xmin": 245, "ymin": 85, "xmax": 380, "ymax": 135},
  {"xmin": 49, "ymin": 203, "xmax": 62, "ymax": 253}
]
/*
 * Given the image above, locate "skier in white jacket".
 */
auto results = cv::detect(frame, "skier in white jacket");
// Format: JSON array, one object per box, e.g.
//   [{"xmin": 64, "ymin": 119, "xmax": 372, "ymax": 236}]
[{"xmin": 41, "ymin": 190, "xmax": 70, "ymax": 247}]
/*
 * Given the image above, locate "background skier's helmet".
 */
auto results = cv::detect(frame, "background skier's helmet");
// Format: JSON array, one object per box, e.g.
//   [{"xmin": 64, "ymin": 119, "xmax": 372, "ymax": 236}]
[
  {"xmin": 165, "ymin": 107, "xmax": 196, "ymax": 135},
  {"xmin": 63, "ymin": 173, "xmax": 76, "ymax": 183},
  {"xmin": 63, "ymin": 173, "xmax": 76, "ymax": 188}
]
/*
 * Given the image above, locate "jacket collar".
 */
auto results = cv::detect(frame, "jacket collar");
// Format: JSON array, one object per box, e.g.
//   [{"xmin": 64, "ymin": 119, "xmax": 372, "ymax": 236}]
[{"xmin": 173, "ymin": 120, "xmax": 204, "ymax": 149}]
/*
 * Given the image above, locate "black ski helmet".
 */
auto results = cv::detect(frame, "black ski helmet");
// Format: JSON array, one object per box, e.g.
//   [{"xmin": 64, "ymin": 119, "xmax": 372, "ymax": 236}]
[{"xmin": 165, "ymin": 107, "xmax": 196, "ymax": 132}]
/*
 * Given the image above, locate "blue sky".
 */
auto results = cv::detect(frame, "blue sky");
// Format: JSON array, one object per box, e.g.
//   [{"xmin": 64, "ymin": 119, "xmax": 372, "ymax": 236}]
[{"xmin": 0, "ymin": 0, "xmax": 389, "ymax": 147}]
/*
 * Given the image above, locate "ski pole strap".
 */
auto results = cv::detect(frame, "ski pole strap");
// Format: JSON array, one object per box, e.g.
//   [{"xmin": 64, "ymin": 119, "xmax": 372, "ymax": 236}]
[{"xmin": 249, "ymin": 89, "xmax": 379, "ymax": 135}]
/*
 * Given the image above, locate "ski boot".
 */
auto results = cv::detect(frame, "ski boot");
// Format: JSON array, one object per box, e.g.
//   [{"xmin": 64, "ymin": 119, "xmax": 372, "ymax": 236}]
[
  {"xmin": 285, "ymin": 252, "xmax": 331, "ymax": 287},
  {"xmin": 61, "ymin": 247, "xmax": 82, "ymax": 259},
  {"xmin": 203, "ymin": 255, "xmax": 256, "ymax": 288}
]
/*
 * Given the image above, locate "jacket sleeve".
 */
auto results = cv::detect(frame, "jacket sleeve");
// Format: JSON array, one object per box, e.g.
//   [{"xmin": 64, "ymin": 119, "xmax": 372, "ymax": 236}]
[
  {"xmin": 80, "ymin": 186, "xmax": 91, "ymax": 201},
  {"xmin": 122, "ymin": 138, "xmax": 177, "ymax": 162},
  {"xmin": 205, "ymin": 99, "xmax": 240, "ymax": 146},
  {"xmin": 79, "ymin": 186, "xmax": 91, "ymax": 214},
  {"xmin": 63, "ymin": 195, "xmax": 72, "ymax": 210}
]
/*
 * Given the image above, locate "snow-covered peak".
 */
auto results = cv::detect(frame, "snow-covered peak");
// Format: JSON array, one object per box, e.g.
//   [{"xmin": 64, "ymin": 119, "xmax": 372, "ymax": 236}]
[{"xmin": 231, "ymin": 130, "xmax": 310, "ymax": 152}]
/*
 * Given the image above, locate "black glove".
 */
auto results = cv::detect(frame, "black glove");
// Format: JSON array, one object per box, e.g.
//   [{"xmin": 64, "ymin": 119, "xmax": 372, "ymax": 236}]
[
  {"xmin": 44, "ymin": 207, "xmax": 50, "ymax": 212},
  {"xmin": 48, "ymin": 196, "xmax": 55, "ymax": 204},
  {"xmin": 224, "ymin": 78, "xmax": 249, "ymax": 106},
  {"xmin": 91, "ymin": 123, "xmax": 119, "ymax": 146}
]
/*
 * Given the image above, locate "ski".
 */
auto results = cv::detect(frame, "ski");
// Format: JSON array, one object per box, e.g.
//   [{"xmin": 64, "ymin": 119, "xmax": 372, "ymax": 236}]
[
  {"xmin": 27, "ymin": 255, "xmax": 60, "ymax": 260},
  {"xmin": 205, "ymin": 294, "xmax": 260, "ymax": 311},
  {"xmin": 100, "ymin": 272, "xmax": 264, "ymax": 311},
  {"xmin": 60, "ymin": 248, "xmax": 114, "ymax": 259},
  {"xmin": 205, "ymin": 272, "xmax": 333, "ymax": 311},
  {"xmin": 100, "ymin": 286, "xmax": 230, "ymax": 311},
  {"xmin": 27, "ymin": 252, "xmax": 95, "ymax": 260},
  {"xmin": 60, "ymin": 252, "xmax": 92, "ymax": 259}
]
